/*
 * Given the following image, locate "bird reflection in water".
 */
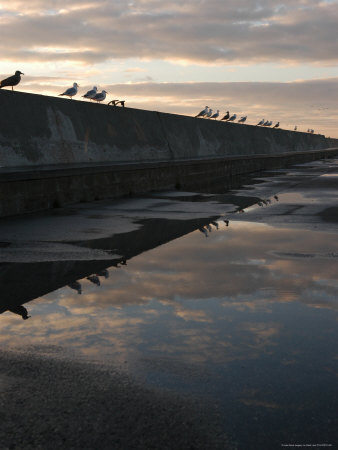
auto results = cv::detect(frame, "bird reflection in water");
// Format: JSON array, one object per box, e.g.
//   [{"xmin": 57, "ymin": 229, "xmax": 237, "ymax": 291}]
[
  {"xmin": 0, "ymin": 304, "xmax": 31, "ymax": 320},
  {"xmin": 68, "ymin": 281, "xmax": 82, "ymax": 294}
]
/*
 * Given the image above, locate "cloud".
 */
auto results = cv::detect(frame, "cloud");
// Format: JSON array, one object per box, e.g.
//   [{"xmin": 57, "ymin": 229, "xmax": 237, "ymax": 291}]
[{"xmin": 0, "ymin": 0, "xmax": 338, "ymax": 65}]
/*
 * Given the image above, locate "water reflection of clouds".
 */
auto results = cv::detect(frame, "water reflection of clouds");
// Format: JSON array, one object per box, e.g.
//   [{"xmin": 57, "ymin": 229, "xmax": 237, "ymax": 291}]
[
  {"xmin": 42, "ymin": 222, "xmax": 338, "ymax": 317},
  {"xmin": 2, "ymin": 220, "xmax": 338, "ymax": 366}
]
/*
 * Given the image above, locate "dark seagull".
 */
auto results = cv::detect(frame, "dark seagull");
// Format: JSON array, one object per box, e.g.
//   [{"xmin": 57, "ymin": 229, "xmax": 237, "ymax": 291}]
[
  {"xmin": 221, "ymin": 111, "xmax": 230, "ymax": 121},
  {"xmin": 0, "ymin": 70, "xmax": 24, "ymax": 90}
]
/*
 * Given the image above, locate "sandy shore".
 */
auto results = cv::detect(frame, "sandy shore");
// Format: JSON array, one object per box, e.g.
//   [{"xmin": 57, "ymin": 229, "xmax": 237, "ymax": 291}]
[{"xmin": 0, "ymin": 349, "xmax": 234, "ymax": 450}]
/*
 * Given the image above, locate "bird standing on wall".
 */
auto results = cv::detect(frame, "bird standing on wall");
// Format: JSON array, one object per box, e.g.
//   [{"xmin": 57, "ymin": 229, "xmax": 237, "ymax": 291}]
[
  {"xmin": 59, "ymin": 82, "xmax": 79, "ymax": 99},
  {"xmin": 93, "ymin": 90, "xmax": 108, "ymax": 103},
  {"xmin": 256, "ymin": 119, "xmax": 264, "ymax": 126},
  {"xmin": 228, "ymin": 113, "xmax": 237, "ymax": 121},
  {"xmin": 238, "ymin": 116, "xmax": 247, "ymax": 123},
  {"xmin": 205, "ymin": 108, "xmax": 213, "ymax": 118},
  {"xmin": 210, "ymin": 109, "xmax": 220, "ymax": 120},
  {"xmin": 221, "ymin": 111, "xmax": 230, "ymax": 121},
  {"xmin": 0, "ymin": 70, "xmax": 24, "ymax": 90},
  {"xmin": 273, "ymin": 122, "xmax": 280, "ymax": 128},
  {"xmin": 294, "ymin": 126, "xmax": 297, "ymax": 131},
  {"xmin": 195, "ymin": 106, "xmax": 209, "ymax": 118},
  {"xmin": 82, "ymin": 86, "xmax": 97, "ymax": 100}
]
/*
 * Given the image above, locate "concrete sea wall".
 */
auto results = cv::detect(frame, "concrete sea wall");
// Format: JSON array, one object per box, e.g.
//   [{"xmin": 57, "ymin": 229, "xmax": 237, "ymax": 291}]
[{"xmin": 0, "ymin": 89, "xmax": 338, "ymax": 217}]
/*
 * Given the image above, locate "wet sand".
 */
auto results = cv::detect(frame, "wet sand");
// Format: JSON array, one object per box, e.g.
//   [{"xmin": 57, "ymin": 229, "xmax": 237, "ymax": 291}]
[{"xmin": 0, "ymin": 349, "xmax": 233, "ymax": 450}]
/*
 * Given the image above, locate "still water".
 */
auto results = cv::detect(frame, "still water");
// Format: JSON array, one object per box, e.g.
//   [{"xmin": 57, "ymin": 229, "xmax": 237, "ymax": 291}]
[{"xmin": 1, "ymin": 159, "xmax": 338, "ymax": 448}]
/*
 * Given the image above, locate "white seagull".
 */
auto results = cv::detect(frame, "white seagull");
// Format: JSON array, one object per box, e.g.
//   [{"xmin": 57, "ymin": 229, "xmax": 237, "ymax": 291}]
[
  {"xmin": 195, "ymin": 106, "xmax": 209, "ymax": 118},
  {"xmin": 257, "ymin": 119, "xmax": 264, "ymax": 126},
  {"xmin": 238, "ymin": 116, "xmax": 247, "ymax": 123},
  {"xmin": 82, "ymin": 86, "xmax": 97, "ymax": 100},
  {"xmin": 228, "ymin": 113, "xmax": 237, "ymax": 121},
  {"xmin": 211, "ymin": 109, "xmax": 220, "ymax": 120},
  {"xmin": 59, "ymin": 82, "xmax": 79, "ymax": 99},
  {"xmin": 93, "ymin": 90, "xmax": 108, "ymax": 103},
  {"xmin": 206, "ymin": 108, "xmax": 213, "ymax": 118}
]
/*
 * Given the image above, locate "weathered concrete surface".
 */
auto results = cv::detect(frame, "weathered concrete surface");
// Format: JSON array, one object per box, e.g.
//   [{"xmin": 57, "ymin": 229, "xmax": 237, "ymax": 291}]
[
  {"xmin": 1, "ymin": 148, "xmax": 338, "ymax": 217},
  {"xmin": 0, "ymin": 89, "xmax": 337, "ymax": 167},
  {"xmin": 1, "ymin": 89, "xmax": 338, "ymax": 217}
]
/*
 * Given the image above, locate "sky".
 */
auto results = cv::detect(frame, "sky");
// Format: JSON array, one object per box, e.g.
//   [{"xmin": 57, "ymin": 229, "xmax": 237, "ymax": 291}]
[{"xmin": 1, "ymin": 0, "xmax": 338, "ymax": 136}]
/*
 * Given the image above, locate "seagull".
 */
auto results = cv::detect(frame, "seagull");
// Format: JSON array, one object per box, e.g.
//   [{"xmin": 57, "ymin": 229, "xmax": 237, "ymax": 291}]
[
  {"xmin": 256, "ymin": 119, "xmax": 264, "ymax": 126},
  {"xmin": 59, "ymin": 82, "xmax": 79, "ymax": 99},
  {"xmin": 68, "ymin": 281, "xmax": 82, "ymax": 294},
  {"xmin": 266, "ymin": 121, "xmax": 273, "ymax": 127},
  {"xmin": 221, "ymin": 111, "xmax": 230, "ymax": 121},
  {"xmin": 294, "ymin": 126, "xmax": 297, "ymax": 131},
  {"xmin": 96, "ymin": 269, "xmax": 109, "ymax": 278},
  {"xmin": 273, "ymin": 122, "xmax": 280, "ymax": 128},
  {"xmin": 198, "ymin": 227, "xmax": 208, "ymax": 237},
  {"xmin": 0, "ymin": 70, "xmax": 24, "ymax": 90},
  {"xmin": 263, "ymin": 120, "xmax": 271, "ymax": 126},
  {"xmin": 195, "ymin": 106, "xmax": 209, "ymax": 118},
  {"xmin": 228, "ymin": 113, "xmax": 237, "ymax": 121},
  {"xmin": 210, "ymin": 109, "xmax": 220, "ymax": 120},
  {"xmin": 92, "ymin": 90, "xmax": 108, "ymax": 103},
  {"xmin": 82, "ymin": 86, "xmax": 97, "ymax": 100},
  {"xmin": 238, "ymin": 116, "xmax": 247, "ymax": 123},
  {"xmin": 205, "ymin": 108, "xmax": 213, "ymax": 118},
  {"xmin": 87, "ymin": 275, "xmax": 100, "ymax": 286}
]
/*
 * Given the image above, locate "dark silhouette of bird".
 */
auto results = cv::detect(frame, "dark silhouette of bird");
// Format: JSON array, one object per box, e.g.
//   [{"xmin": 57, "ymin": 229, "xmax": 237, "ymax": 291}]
[
  {"xmin": 0, "ymin": 70, "xmax": 24, "ymax": 90},
  {"xmin": 198, "ymin": 227, "xmax": 208, "ymax": 237},
  {"xmin": 256, "ymin": 118, "xmax": 264, "ymax": 126},
  {"xmin": 221, "ymin": 111, "xmax": 230, "ymax": 121},
  {"xmin": 195, "ymin": 106, "xmax": 209, "ymax": 118},
  {"xmin": 82, "ymin": 86, "xmax": 97, "ymax": 100},
  {"xmin": 87, "ymin": 275, "xmax": 100, "ymax": 286},
  {"xmin": 228, "ymin": 113, "xmax": 237, "ymax": 121},
  {"xmin": 238, "ymin": 116, "xmax": 247, "ymax": 123},
  {"xmin": 96, "ymin": 269, "xmax": 109, "ymax": 278},
  {"xmin": 273, "ymin": 122, "xmax": 280, "ymax": 128},
  {"xmin": 294, "ymin": 125, "xmax": 297, "ymax": 131},
  {"xmin": 68, "ymin": 281, "xmax": 82, "ymax": 294},
  {"xmin": 210, "ymin": 109, "xmax": 220, "ymax": 120}
]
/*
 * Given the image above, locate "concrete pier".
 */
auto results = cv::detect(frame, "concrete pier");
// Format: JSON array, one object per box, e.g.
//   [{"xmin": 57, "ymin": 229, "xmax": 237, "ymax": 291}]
[{"xmin": 0, "ymin": 89, "xmax": 338, "ymax": 216}]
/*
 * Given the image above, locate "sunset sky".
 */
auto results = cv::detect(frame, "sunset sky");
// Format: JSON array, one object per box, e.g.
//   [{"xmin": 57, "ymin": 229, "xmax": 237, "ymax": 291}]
[{"xmin": 1, "ymin": 0, "xmax": 338, "ymax": 136}]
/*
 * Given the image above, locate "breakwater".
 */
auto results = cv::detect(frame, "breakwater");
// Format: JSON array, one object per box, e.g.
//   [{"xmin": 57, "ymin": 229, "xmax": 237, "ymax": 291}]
[{"xmin": 0, "ymin": 89, "xmax": 338, "ymax": 216}]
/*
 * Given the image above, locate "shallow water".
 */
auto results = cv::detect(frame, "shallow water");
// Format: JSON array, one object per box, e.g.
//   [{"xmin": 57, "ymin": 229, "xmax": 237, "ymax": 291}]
[{"xmin": 1, "ymin": 158, "xmax": 338, "ymax": 449}]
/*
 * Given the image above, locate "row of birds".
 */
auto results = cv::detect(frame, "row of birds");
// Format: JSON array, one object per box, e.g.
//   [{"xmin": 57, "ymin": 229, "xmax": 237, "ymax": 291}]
[
  {"xmin": 195, "ymin": 106, "xmax": 281, "ymax": 127},
  {"xmin": 59, "ymin": 82, "xmax": 108, "ymax": 102},
  {"xmin": 196, "ymin": 107, "xmax": 317, "ymax": 133},
  {"xmin": 0, "ymin": 71, "xmax": 109, "ymax": 103}
]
